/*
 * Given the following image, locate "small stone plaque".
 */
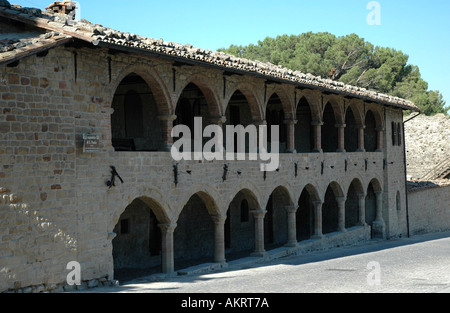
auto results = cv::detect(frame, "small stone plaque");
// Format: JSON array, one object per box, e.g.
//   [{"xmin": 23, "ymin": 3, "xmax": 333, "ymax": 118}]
[{"xmin": 83, "ymin": 134, "xmax": 100, "ymax": 153}]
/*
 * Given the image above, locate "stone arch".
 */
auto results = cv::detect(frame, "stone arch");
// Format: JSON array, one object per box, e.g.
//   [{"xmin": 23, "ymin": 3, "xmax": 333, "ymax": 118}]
[
  {"xmin": 345, "ymin": 100, "xmax": 365, "ymax": 152},
  {"xmin": 111, "ymin": 191, "xmax": 169, "ymax": 280},
  {"xmin": 176, "ymin": 74, "xmax": 223, "ymax": 118},
  {"xmin": 110, "ymin": 64, "xmax": 173, "ymax": 115},
  {"xmin": 297, "ymin": 89, "xmax": 322, "ymax": 123},
  {"xmin": 322, "ymin": 181, "xmax": 344, "ymax": 234},
  {"xmin": 264, "ymin": 185, "xmax": 294, "ymax": 247},
  {"xmin": 297, "ymin": 183, "xmax": 320, "ymax": 241},
  {"xmin": 295, "ymin": 96, "xmax": 314, "ymax": 153},
  {"xmin": 110, "ymin": 187, "xmax": 171, "ymax": 233},
  {"xmin": 175, "ymin": 184, "xmax": 223, "ymax": 219},
  {"xmin": 265, "ymin": 86, "xmax": 295, "ymax": 120},
  {"xmin": 173, "ymin": 187, "xmax": 221, "ymax": 269},
  {"xmin": 365, "ymin": 178, "xmax": 382, "ymax": 229},
  {"xmin": 324, "ymin": 95, "xmax": 345, "ymax": 125},
  {"xmin": 364, "ymin": 106, "xmax": 385, "ymax": 130},
  {"xmin": 364, "ymin": 109, "xmax": 379, "ymax": 152},
  {"xmin": 226, "ymin": 82, "xmax": 264, "ymax": 122},
  {"xmin": 225, "ymin": 187, "xmax": 262, "ymax": 257},
  {"xmin": 345, "ymin": 178, "xmax": 365, "ymax": 228},
  {"xmin": 226, "ymin": 180, "xmax": 263, "ymax": 211}
]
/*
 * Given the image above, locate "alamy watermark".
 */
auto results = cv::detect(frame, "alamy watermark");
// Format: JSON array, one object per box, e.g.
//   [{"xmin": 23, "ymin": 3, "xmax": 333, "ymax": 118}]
[
  {"xmin": 171, "ymin": 117, "xmax": 280, "ymax": 172},
  {"xmin": 367, "ymin": 1, "xmax": 381, "ymax": 26},
  {"xmin": 66, "ymin": 261, "xmax": 81, "ymax": 286},
  {"xmin": 367, "ymin": 261, "xmax": 382, "ymax": 286}
]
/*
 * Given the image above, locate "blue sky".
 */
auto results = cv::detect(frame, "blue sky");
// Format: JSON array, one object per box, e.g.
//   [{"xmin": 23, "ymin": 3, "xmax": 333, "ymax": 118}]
[{"xmin": 13, "ymin": 0, "xmax": 450, "ymax": 109}]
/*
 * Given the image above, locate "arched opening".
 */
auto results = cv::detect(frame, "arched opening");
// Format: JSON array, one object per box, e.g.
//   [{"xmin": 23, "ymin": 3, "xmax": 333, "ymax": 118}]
[
  {"xmin": 322, "ymin": 102, "xmax": 338, "ymax": 153},
  {"xmin": 346, "ymin": 179, "xmax": 364, "ymax": 228},
  {"xmin": 297, "ymin": 185, "xmax": 318, "ymax": 241},
  {"xmin": 365, "ymin": 182, "xmax": 377, "ymax": 231},
  {"xmin": 112, "ymin": 198, "xmax": 163, "ymax": 282},
  {"xmin": 345, "ymin": 107, "xmax": 359, "ymax": 152},
  {"xmin": 111, "ymin": 73, "xmax": 163, "ymax": 151},
  {"xmin": 265, "ymin": 186, "xmax": 292, "ymax": 248},
  {"xmin": 225, "ymin": 90, "xmax": 255, "ymax": 154},
  {"xmin": 173, "ymin": 193, "xmax": 215, "ymax": 270},
  {"xmin": 295, "ymin": 97, "xmax": 314, "ymax": 153},
  {"xmin": 266, "ymin": 94, "xmax": 287, "ymax": 153},
  {"xmin": 365, "ymin": 110, "xmax": 377, "ymax": 152},
  {"xmin": 174, "ymin": 83, "xmax": 211, "ymax": 153},
  {"xmin": 224, "ymin": 189, "xmax": 259, "ymax": 260},
  {"xmin": 322, "ymin": 182, "xmax": 342, "ymax": 234}
]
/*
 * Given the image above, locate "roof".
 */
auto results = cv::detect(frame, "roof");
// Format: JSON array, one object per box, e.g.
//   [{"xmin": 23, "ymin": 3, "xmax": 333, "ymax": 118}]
[{"xmin": 0, "ymin": 1, "xmax": 419, "ymax": 112}]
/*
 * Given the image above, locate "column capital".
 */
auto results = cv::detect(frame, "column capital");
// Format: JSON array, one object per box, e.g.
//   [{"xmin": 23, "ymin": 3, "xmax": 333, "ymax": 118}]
[
  {"xmin": 158, "ymin": 114, "xmax": 178, "ymax": 122},
  {"xmin": 211, "ymin": 214, "xmax": 227, "ymax": 225},
  {"xmin": 283, "ymin": 119, "xmax": 298, "ymax": 125},
  {"xmin": 251, "ymin": 209, "xmax": 267, "ymax": 218},
  {"xmin": 374, "ymin": 190, "xmax": 384, "ymax": 196},
  {"xmin": 357, "ymin": 193, "xmax": 367, "ymax": 199},
  {"xmin": 312, "ymin": 200, "xmax": 323, "ymax": 206},
  {"xmin": 158, "ymin": 223, "xmax": 177, "ymax": 233},
  {"xmin": 335, "ymin": 196, "xmax": 347, "ymax": 203},
  {"xmin": 311, "ymin": 121, "xmax": 324, "ymax": 126},
  {"xmin": 285, "ymin": 204, "xmax": 299, "ymax": 213},
  {"xmin": 335, "ymin": 123, "xmax": 346, "ymax": 128}
]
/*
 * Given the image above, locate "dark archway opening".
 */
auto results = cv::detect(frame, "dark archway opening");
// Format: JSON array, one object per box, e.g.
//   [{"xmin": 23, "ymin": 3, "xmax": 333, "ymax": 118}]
[
  {"xmin": 297, "ymin": 188, "xmax": 315, "ymax": 241},
  {"xmin": 112, "ymin": 198, "xmax": 162, "ymax": 283},
  {"xmin": 266, "ymin": 94, "xmax": 287, "ymax": 153},
  {"xmin": 322, "ymin": 102, "xmax": 338, "ymax": 153},
  {"xmin": 322, "ymin": 185, "xmax": 339, "ymax": 234},
  {"xmin": 224, "ymin": 190, "xmax": 257, "ymax": 261},
  {"xmin": 174, "ymin": 194, "xmax": 215, "ymax": 270},
  {"xmin": 365, "ymin": 182, "xmax": 377, "ymax": 237},
  {"xmin": 295, "ymin": 97, "xmax": 314, "ymax": 153},
  {"xmin": 345, "ymin": 107, "xmax": 359, "ymax": 152},
  {"xmin": 365, "ymin": 110, "xmax": 377, "ymax": 152},
  {"xmin": 111, "ymin": 73, "xmax": 163, "ymax": 152}
]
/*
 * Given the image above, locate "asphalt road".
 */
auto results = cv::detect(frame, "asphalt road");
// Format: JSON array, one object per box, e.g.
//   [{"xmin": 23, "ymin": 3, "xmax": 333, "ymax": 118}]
[{"xmin": 85, "ymin": 231, "xmax": 450, "ymax": 294}]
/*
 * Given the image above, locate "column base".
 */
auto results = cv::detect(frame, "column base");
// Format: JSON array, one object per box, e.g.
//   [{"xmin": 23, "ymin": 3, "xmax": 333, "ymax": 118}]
[
  {"xmin": 251, "ymin": 251, "xmax": 269, "ymax": 258},
  {"xmin": 285, "ymin": 241, "xmax": 299, "ymax": 248}
]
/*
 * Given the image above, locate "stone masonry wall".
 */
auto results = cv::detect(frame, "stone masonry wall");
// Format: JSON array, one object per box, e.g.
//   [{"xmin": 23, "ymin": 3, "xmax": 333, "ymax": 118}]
[
  {"xmin": 408, "ymin": 185, "xmax": 450, "ymax": 235},
  {"xmin": 404, "ymin": 113, "xmax": 450, "ymax": 180}
]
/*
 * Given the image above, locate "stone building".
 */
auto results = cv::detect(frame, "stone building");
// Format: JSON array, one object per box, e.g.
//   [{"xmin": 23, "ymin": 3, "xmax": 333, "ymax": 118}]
[{"xmin": 0, "ymin": 1, "xmax": 420, "ymax": 292}]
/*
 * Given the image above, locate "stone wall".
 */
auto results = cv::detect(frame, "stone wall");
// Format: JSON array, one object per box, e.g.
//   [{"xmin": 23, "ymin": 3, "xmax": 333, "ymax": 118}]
[
  {"xmin": 404, "ymin": 113, "xmax": 450, "ymax": 180},
  {"xmin": 408, "ymin": 184, "xmax": 450, "ymax": 235}
]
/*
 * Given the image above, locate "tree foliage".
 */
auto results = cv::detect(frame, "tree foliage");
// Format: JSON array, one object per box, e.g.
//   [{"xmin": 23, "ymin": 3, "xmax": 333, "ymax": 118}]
[{"xmin": 218, "ymin": 32, "xmax": 448, "ymax": 115}]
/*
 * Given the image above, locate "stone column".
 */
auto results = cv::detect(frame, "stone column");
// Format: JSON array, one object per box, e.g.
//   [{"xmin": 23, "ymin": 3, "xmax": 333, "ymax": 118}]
[
  {"xmin": 336, "ymin": 123, "xmax": 346, "ymax": 152},
  {"xmin": 158, "ymin": 223, "xmax": 177, "ymax": 274},
  {"xmin": 284, "ymin": 119, "xmax": 297, "ymax": 154},
  {"xmin": 372, "ymin": 191, "xmax": 386, "ymax": 239},
  {"xmin": 356, "ymin": 125, "xmax": 366, "ymax": 152},
  {"xmin": 312, "ymin": 200, "xmax": 324, "ymax": 239},
  {"xmin": 311, "ymin": 121, "xmax": 323, "ymax": 153},
  {"xmin": 336, "ymin": 197, "xmax": 347, "ymax": 232},
  {"xmin": 285, "ymin": 205, "xmax": 299, "ymax": 247},
  {"xmin": 158, "ymin": 114, "xmax": 177, "ymax": 152},
  {"xmin": 211, "ymin": 214, "xmax": 227, "ymax": 264},
  {"xmin": 251, "ymin": 209, "xmax": 268, "ymax": 257},
  {"xmin": 357, "ymin": 193, "xmax": 367, "ymax": 226},
  {"xmin": 376, "ymin": 127, "xmax": 384, "ymax": 152}
]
